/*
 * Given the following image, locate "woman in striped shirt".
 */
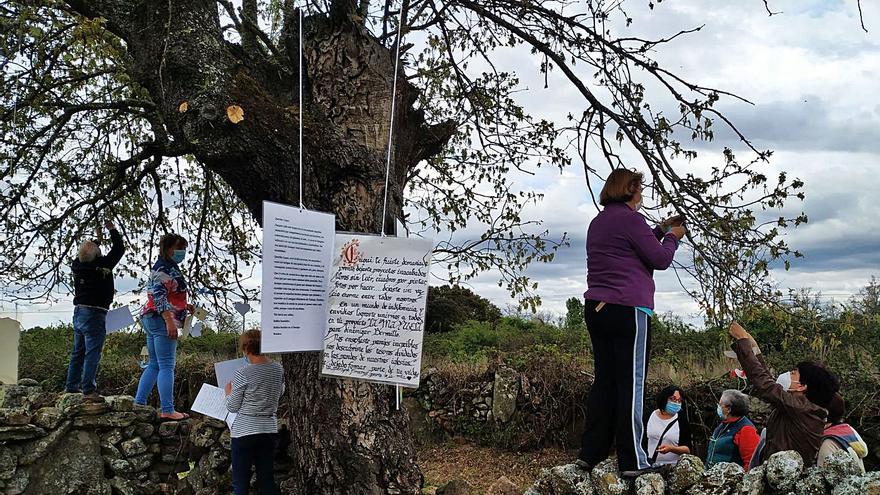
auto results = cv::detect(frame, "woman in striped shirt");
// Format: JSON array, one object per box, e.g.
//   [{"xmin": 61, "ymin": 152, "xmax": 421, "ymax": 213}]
[{"xmin": 224, "ymin": 330, "xmax": 285, "ymax": 495}]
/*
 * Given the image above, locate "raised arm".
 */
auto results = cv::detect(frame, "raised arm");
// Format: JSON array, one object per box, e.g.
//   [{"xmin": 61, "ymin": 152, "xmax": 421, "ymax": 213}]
[
  {"xmin": 730, "ymin": 322, "xmax": 805, "ymax": 416},
  {"xmin": 626, "ymin": 216, "xmax": 679, "ymax": 270},
  {"xmin": 98, "ymin": 226, "xmax": 125, "ymax": 268},
  {"xmin": 732, "ymin": 338, "xmax": 787, "ymax": 408}
]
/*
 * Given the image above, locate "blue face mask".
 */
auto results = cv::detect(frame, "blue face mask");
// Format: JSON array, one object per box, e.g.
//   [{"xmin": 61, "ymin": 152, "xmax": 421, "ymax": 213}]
[
  {"xmin": 666, "ymin": 401, "xmax": 681, "ymax": 415},
  {"xmin": 717, "ymin": 404, "xmax": 726, "ymax": 420},
  {"xmin": 172, "ymin": 249, "xmax": 186, "ymax": 264}
]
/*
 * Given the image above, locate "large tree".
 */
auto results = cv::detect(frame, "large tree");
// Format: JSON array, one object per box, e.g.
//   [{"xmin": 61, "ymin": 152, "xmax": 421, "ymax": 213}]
[{"xmin": 3, "ymin": 0, "xmax": 856, "ymax": 492}]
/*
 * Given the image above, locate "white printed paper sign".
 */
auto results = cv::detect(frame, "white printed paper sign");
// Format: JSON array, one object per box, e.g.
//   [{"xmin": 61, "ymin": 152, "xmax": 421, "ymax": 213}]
[
  {"xmin": 260, "ymin": 201, "xmax": 335, "ymax": 353},
  {"xmin": 321, "ymin": 235, "xmax": 432, "ymax": 387},
  {"xmin": 190, "ymin": 383, "xmax": 237, "ymax": 429}
]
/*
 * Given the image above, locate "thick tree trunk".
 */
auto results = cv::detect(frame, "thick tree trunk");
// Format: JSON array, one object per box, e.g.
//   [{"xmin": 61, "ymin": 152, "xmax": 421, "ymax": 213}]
[{"xmin": 64, "ymin": 1, "xmax": 453, "ymax": 493}]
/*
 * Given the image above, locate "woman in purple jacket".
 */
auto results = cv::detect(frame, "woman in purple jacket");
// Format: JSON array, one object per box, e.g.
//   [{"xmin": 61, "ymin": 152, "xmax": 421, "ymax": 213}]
[{"xmin": 576, "ymin": 169, "xmax": 686, "ymax": 477}]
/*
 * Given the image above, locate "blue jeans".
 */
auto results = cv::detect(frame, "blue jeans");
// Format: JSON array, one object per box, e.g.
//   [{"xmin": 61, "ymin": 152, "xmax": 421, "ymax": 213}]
[
  {"xmin": 134, "ymin": 313, "xmax": 177, "ymax": 413},
  {"xmin": 65, "ymin": 306, "xmax": 108, "ymax": 394},
  {"xmin": 231, "ymin": 434, "xmax": 278, "ymax": 495}
]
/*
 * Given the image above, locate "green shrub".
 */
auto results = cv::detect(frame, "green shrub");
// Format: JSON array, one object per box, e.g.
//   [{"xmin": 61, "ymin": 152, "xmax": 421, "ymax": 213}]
[
  {"xmin": 423, "ymin": 316, "xmax": 589, "ymax": 364},
  {"xmin": 18, "ymin": 323, "xmax": 240, "ymax": 404}
]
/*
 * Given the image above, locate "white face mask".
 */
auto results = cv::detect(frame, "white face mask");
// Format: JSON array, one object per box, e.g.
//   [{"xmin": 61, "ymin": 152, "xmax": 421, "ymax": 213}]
[{"xmin": 776, "ymin": 372, "xmax": 793, "ymax": 391}]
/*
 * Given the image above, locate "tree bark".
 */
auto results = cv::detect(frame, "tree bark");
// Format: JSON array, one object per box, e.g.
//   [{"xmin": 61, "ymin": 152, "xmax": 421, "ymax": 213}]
[{"xmin": 63, "ymin": 0, "xmax": 454, "ymax": 493}]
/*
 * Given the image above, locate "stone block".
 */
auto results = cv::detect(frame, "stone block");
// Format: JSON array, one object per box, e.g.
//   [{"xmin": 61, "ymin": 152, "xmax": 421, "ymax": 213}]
[
  {"xmin": 31, "ymin": 407, "xmax": 62, "ymax": 430},
  {"xmin": 106, "ymin": 395, "xmax": 135, "ymax": 412},
  {"xmin": 635, "ymin": 473, "xmax": 665, "ymax": 495},
  {"xmin": 491, "ymin": 367, "xmax": 519, "ymax": 423},
  {"xmin": 765, "ymin": 451, "xmax": 803, "ymax": 493},
  {"xmin": 0, "ymin": 408, "xmax": 31, "ymax": 426},
  {"xmin": 0, "ymin": 425, "xmax": 45, "ymax": 442},
  {"xmin": 132, "ymin": 404, "xmax": 157, "ymax": 423},
  {"xmin": 189, "ymin": 421, "xmax": 218, "ymax": 449},
  {"xmin": 121, "ymin": 437, "xmax": 148, "ymax": 457},
  {"xmin": 73, "ymin": 412, "xmax": 136, "ymax": 429},
  {"xmin": 0, "ymin": 448, "xmax": 16, "ymax": 480},
  {"xmin": 17, "ymin": 421, "xmax": 71, "ymax": 465},
  {"xmin": 591, "ymin": 458, "xmax": 631, "ymax": 495},
  {"xmin": 158, "ymin": 421, "xmax": 180, "ymax": 437},
  {"xmin": 133, "ymin": 423, "xmax": 155, "ymax": 439},
  {"xmin": 20, "ymin": 429, "xmax": 109, "ymax": 494},
  {"xmin": 668, "ymin": 455, "xmax": 705, "ymax": 494}
]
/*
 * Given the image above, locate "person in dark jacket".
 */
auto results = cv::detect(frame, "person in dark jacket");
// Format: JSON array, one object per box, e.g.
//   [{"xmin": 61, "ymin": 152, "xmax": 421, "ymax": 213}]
[
  {"xmin": 706, "ymin": 389, "xmax": 760, "ymax": 470},
  {"xmin": 729, "ymin": 321, "xmax": 838, "ymax": 467},
  {"xmin": 65, "ymin": 221, "xmax": 125, "ymax": 401},
  {"xmin": 577, "ymin": 169, "xmax": 687, "ymax": 477}
]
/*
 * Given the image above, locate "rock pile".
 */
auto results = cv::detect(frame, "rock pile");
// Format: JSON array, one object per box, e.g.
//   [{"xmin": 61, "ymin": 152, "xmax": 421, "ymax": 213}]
[
  {"xmin": 0, "ymin": 381, "xmax": 234, "ymax": 495},
  {"xmin": 524, "ymin": 450, "xmax": 876, "ymax": 495}
]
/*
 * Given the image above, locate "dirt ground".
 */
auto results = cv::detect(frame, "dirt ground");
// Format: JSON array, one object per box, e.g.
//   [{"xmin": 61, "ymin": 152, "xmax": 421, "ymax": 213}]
[{"xmin": 416, "ymin": 439, "xmax": 575, "ymax": 493}]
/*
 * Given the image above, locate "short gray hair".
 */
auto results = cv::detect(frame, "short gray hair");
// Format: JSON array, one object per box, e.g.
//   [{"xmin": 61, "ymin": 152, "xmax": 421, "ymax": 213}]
[
  {"xmin": 720, "ymin": 389, "xmax": 750, "ymax": 417},
  {"xmin": 78, "ymin": 240, "xmax": 100, "ymax": 263}
]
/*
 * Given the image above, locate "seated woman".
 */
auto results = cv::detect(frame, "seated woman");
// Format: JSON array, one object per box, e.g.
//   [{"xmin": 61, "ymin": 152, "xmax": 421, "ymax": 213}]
[
  {"xmin": 818, "ymin": 394, "xmax": 867, "ymax": 472},
  {"xmin": 729, "ymin": 321, "xmax": 838, "ymax": 467},
  {"xmin": 706, "ymin": 389, "xmax": 760, "ymax": 470},
  {"xmin": 646, "ymin": 385, "xmax": 692, "ymax": 466}
]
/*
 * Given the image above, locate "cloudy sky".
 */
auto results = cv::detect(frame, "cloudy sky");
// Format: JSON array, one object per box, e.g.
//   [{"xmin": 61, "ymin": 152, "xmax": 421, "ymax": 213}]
[
  {"xmin": 2, "ymin": 0, "xmax": 878, "ymax": 329},
  {"xmin": 455, "ymin": 0, "xmax": 880, "ymax": 321}
]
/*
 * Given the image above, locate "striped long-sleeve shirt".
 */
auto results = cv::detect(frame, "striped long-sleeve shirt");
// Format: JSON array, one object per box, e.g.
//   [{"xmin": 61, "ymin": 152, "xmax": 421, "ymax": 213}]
[{"xmin": 225, "ymin": 361, "xmax": 285, "ymax": 438}]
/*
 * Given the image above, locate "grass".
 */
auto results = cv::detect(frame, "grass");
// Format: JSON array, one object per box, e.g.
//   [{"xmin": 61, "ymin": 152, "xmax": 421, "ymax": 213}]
[{"xmin": 417, "ymin": 439, "xmax": 574, "ymax": 494}]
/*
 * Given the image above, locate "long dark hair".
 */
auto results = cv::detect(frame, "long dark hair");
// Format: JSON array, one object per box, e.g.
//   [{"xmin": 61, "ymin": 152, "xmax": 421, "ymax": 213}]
[
  {"xmin": 653, "ymin": 385, "xmax": 693, "ymax": 448},
  {"xmin": 796, "ymin": 361, "xmax": 839, "ymax": 409}
]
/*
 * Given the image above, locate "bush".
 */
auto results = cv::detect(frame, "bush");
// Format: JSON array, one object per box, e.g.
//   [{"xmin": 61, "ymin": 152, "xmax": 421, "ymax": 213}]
[
  {"xmin": 425, "ymin": 285, "xmax": 502, "ymax": 333},
  {"xmin": 423, "ymin": 316, "xmax": 589, "ymax": 364},
  {"xmin": 18, "ymin": 323, "xmax": 240, "ymax": 407}
]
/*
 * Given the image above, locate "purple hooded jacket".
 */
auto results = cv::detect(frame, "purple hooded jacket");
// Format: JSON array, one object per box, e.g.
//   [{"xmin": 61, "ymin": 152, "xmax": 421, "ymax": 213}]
[{"xmin": 583, "ymin": 203, "xmax": 679, "ymax": 310}]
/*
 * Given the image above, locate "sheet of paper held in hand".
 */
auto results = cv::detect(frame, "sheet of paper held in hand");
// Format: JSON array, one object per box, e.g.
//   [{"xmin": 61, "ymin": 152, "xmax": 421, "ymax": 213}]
[
  {"xmin": 191, "ymin": 383, "xmax": 236, "ymax": 429},
  {"xmin": 260, "ymin": 201, "xmax": 336, "ymax": 353},
  {"xmin": 214, "ymin": 358, "xmax": 247, "ymax": 389},
  {"xmin": 321, "ymin": 234, "xmax": 432, "ymax": 388},
  {"xmin": 105, "ymin": 306, "xmax": 136, "ymax": 333}
]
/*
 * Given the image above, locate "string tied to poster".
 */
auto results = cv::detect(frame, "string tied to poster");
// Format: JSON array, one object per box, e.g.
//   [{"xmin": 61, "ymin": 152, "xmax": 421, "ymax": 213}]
[
  {"xmin": 298, "ymin": 7, "xmax": 305, "ymax": 210},
  {"xmin": 379, "ymin": 2, "xmax": 407, "ymax": 410},
  {"xmin": 380, "ymin": 4, "xmax": 405, "ymax": 239}
]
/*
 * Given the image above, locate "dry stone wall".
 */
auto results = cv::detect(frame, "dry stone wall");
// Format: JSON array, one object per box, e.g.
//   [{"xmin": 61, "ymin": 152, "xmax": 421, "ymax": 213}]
[
  {"xmin": 524, "ymin": 451, "xmax": 877, "ymax": 495},
  {"xmin": 416, "ymin": 367, "xmax": 525, "ymax": 430},
  {"xmin": 0, "ymin": 380, "xmax": 235, "ymax": 495}
]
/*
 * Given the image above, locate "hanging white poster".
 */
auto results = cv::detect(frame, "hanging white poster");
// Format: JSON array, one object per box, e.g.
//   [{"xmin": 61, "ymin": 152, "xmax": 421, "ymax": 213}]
[
  {"xmin": 321, "ymin": 234, "xmax": 432, "ymax": 387},
  {"xmin": 261, "ymin": 201, "xmax": 336, "ymax": 353}
]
